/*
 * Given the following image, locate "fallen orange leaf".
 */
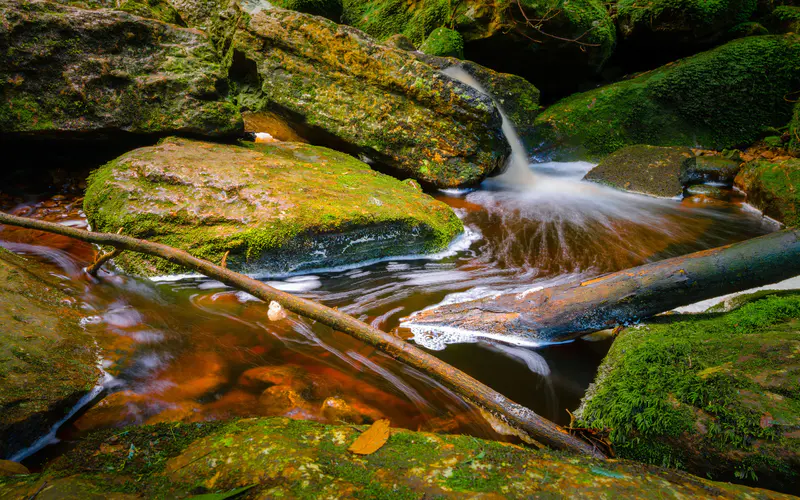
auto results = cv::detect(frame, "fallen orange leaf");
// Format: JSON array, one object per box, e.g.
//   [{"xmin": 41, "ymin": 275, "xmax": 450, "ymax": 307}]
[{"xmin": 348, "ymin": 419, "xmax": 391, "ymax": 455}]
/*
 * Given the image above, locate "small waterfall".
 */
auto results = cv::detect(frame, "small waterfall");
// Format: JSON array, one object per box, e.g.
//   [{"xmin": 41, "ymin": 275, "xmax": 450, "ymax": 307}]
[{"xmin": 442, "ymin": 66, "xmax": 538, "ymax": 187}]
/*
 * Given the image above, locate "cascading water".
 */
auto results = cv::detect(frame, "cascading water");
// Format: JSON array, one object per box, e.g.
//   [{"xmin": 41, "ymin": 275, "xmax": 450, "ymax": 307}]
[{"xmin": 442, "ymin": 67, "xmax": 538, "ymax": 188}]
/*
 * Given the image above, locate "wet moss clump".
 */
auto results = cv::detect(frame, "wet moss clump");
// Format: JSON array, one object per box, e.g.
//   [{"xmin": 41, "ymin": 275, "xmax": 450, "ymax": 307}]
[
  {"xmin": 577, "ymin": 292, "xmax": 800, "ymax": 494},
  {"xmin": 1, "ymin": 417, "xmax": 792, "ymax": 498},
  {"xmin": 420, "ymin": 26, "xmax": 463, "ymax": 58},
  {"xmin": 532, "ymin": 34, "xmax": 800, "ymax": 160},
  {"xmin": 83, "ymin": 137, "xmax": 464, "ymax": 277}
]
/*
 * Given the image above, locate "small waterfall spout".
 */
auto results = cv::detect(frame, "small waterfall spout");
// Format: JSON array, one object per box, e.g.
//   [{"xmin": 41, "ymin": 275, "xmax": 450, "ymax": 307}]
[{"xmin": 442, "ymin": 66, "xmax": 537, "ymax": 188}]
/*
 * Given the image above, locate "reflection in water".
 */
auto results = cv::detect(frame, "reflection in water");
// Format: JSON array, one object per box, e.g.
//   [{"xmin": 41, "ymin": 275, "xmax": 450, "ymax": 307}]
[{"xmin": 0, "ymin": 162, "xmax": 777, "ymax": 468}]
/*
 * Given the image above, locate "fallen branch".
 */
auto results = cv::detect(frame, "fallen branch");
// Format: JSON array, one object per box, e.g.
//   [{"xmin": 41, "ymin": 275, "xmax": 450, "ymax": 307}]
[
  {"xmin": 403, "ymin": 229, "xmax": 800, "ymax": 344},
  {"xmin": 0, "ymin": 211, "xmax": 602, "ymax": 458}
]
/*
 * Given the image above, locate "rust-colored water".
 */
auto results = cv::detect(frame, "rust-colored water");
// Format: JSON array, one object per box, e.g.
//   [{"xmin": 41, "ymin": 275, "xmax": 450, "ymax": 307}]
[{"xmin": 0, "ymin": 161, "xmax": 776, "ymax": 467}]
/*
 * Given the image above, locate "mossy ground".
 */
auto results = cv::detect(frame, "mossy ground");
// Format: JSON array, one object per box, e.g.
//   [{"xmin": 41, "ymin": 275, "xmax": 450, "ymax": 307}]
[
  {"xmin": 533, "ymin": 34, "xmax": 800, "ymax": 160},
  {"xmin": 577, "ymin": 291, "xmax": 800, "ymax": 493},
  {"xmin": 83, "ymin": 137, "xmax": 463, "ymax": 276},
  {"xmin": 0, "ymin": 417, "xmax": 792, "ymax": 498}
]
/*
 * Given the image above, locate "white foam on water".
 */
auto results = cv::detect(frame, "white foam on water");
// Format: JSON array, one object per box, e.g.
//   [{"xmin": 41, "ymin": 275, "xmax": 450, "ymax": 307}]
[
  {"xmin": 406, "ymin": 324, "xmax": 568, "ymax": 351},
  {"xmin": 487, "ymin": 343, "xmax": 551, "ymax": 377}
]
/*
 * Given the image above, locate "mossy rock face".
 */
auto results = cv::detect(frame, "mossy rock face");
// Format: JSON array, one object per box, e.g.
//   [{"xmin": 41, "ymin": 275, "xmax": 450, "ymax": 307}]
[
  {"xmin": 770, "ymin": 5, "xmax": 800, "ymax": 34},
  {"xmin": 735, "ymin": 158, "xmax": 800, "ymax": 227},
  {"xmin": 616, "ymin": 0, "xmax": 759, "ymax": 50},
  {"xmin": 576, "ymin": 292, "xmax": 800, "ymax": 494},
  {"xmin": 51, "ymin": 0, "xmax": 186, "ymax": 24},
  {"xmin": 419, "ymin": 26, "xmax": 464, "ymax": 58},
  {"xmin": 340, "ymin": 0, "xmax": 615, "ymax": 97},
  {"xmin": 1, "ymin": 417, "xmax": 795, "ymax": 498},
  {"xmin": 83, "ymin": 137, "xmax": 464, "ymax": 277},
  {"xmin": 583, "ymin": 145, "xmax": 695, "ymax": 197},
  {"xmin": 270, "ymin": 0, "xmax": 342, "ymax": 21},
  {"xmin": 0, "ymin": 248, "xmax": 100, "ymax": 459},
  {"xmin": 789, "ymin": 102, "xmax": 800, "ymax": 156},
  {"xmin": 220, "ymin": 6, "xmax": 509, "ymax": 188},
  {"xmin": 686, "ymin": 155, "xmax": 742, "ymax": 186},
  {"xmin": 0, "ymin": 0, "xmax": 242, "ymax": 139},
  {"xmin": 417, "ymin": 55, "xmax": 541, "ymax": 153},
  {"xmin": 532, "ymin": 34, "xmax": 800, "ymax": 160}
]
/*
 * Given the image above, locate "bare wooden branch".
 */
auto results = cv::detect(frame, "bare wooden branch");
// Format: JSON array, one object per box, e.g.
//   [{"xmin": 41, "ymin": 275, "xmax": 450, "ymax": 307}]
[
  {"xmin": 86, "ymin": 248, "xmax": 122, "ymax": 276},
  {"xmin": 0, "ymin": 211, "xmax": 603, "ymax": 458},
  {"xmin": 404, "ymin": 228, "xmax": 800, "ymax": 344}
]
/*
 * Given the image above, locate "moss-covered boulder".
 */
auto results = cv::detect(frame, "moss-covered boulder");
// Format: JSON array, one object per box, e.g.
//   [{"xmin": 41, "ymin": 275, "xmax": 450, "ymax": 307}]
[
  {"xmin": 0, "ymin": 0, "xmax": 242, "ymax": 139},
  {"xmin": 219, "ymin": 6, "xmax": 509, "ymax": 188},
  {"xmin": 419, "ymin": 26, "xmax": 464, "ymax": 58},
  {"xmin": 769, "ymin": 5, "xmax": 800, "ymax": 34},
  {"xmin": 0, "ymin": 248, "xmax": 100, "ymax": 459},
  {"xmin": 686, "ymin": 155, "xmax": 742, "ymax": 186},
  {"xmin": 789, "ymin": 102, "xmax": 800, "ymax": 156},
  {"xmin": 270, "ymin": 0, "xmax": 342, "ymax": 21},
  {"xmin": 416, "ymin": 56, "xmax": 541, "ymax": 152},
  {"xmin": 576, "ymin": 292, "xmax": 800, "ymax": 494},
  {"xmin": 532, "ymin": 35, "xmax": 800, "ymax": 160},
  {"xmin": 583, "ymin": 145, "xmax": 695, "ymax": 197},
  {"xmin": 0, "ymin": 417, "xmax": 794, "ymax": 497},
  {"xmin": 735, "ymin": 158, "xmax": 800, "ymax": 226},
  {"xmin": 340, "ymin": 0, "xmax": 615, "ymax": 97},
  {"xmin": 83, "ymin": 137, "xmax": 463, "ymax": 277},
  {"xmin": 616, "ymin": 0, "xmax": 759, "ymax": 52}
]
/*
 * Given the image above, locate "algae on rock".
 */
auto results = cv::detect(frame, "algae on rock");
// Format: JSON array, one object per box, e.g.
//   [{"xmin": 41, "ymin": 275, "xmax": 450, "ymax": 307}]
[
  {"xmin": 0, "ymin": 248, "xmax": 100, "ymax": 460},
  {"xmin": 0, "ymin": 0, "xmax": 242, "ymax": 139},
  {"xmin": 0, "ymin": 417, "xmax": 795, "ymax": 498},
  {"xmin": 576, "ymin": 291, "xmax": 800, "ymax": 494},
  {"xmin": 83, "ymin": 137, "xmax": 464, "ymax": 277},
  {"xmin": 532, "ymin": 34, "xmax": 800, "ymax": 160}
]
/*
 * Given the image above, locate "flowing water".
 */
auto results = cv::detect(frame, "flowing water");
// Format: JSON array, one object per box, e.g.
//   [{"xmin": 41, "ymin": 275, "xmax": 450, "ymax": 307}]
[{"xmin": 0, "ymin": 151, "xmax": 777, "ymax": 468}]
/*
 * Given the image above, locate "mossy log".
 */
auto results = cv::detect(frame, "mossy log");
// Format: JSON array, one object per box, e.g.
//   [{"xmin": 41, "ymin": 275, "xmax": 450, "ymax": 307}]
[
  {"xmin": 403, "ymin": 229, "xmax": 800, "ymax": 344},
  {"xmin": 0, "ymin": 212, "xmax": 600, "ymax": 458}
]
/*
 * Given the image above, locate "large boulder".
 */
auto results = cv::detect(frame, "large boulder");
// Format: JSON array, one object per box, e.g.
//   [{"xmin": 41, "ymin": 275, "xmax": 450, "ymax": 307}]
[
  {"xmin": 0, "ymin": 248, "xmax": 100, "ymax": 459},
  {"xmin": 532, "ymin": 35, "xmax": 800, "ymax": 161},
  {"xmin": 576, "ymin": 291, "xmax": 800, "ymax": 494},
  {"xmin": 583, "ymin": 145, "xmax": 695, "ymax": 197},
  {"xmin": 0, "ymin": 417, "xmax": 794, "ymax": 497},
  {"xmin": 83, "ymin": 137, "xmax": 464, "ymax": 277},
  {"xmin": 735, "ymin": 158, "xmax": 800, "ymax": 226},
  {"xmin": 0, "ymin": 0, "xmax": 242, "ymax": 139},
  {"xmin": 615, "ymin": 0, "xmax": 759, "ymax": 60},
  {"xmin": 340, "ymin": 0, "xmax": 616, "ymax": 97},
  {"xmin": 219, "ymin": 5, "xmax": 510, "ymax": 188}
]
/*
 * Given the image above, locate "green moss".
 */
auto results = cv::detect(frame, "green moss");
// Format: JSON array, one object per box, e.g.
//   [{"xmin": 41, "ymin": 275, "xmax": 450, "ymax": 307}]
[
  {"xmin": 617, "ymin": 0, "xmax": 758, "ymax": 37},
  {"xmin": 419, "ymin": 27, "xmax": 463, "ymax": 58},
  {"xmin": 271, "ymin": 0, "xmax": 343, "ymax": 21},
  {"xmin": 577, "ymin": 292, "xmax": 800, "ymax": 490},
  {"xmin": 340, "ymin": 0, "xmax": 450, "ymax": 45},
  {"xmin": 116, "ymin": 0, "xmax": 185, "ymax": 25},
  {"xmin": 789, "ymin": 102, "xmax": 800, "ymax": 156},
  {"xmin": 772, "ymin": 5, "xmax": 800, "ymax": 33},
  {"xmin": 533, "ymin": 34, "xmax": 800, "ymax": 160},
  {"xmin": 83, "ymin": 138, "xmax": 463, "ymax": 276},
  {"xmin": 735, "ymin": 158, "xmax": 800, "ymax": 227}
]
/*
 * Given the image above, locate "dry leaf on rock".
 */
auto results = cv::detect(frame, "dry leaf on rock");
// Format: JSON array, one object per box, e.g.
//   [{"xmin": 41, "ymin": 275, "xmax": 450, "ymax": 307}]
[{"xmin": 348, "ymin": 419, "xmax": 391, "ymax": 455}]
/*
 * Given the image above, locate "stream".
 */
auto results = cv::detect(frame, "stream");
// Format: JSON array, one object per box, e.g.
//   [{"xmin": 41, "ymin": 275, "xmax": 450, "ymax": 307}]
[{"xmin": 0, "ymin": 154, "xmax": 777, "ymax": 469}]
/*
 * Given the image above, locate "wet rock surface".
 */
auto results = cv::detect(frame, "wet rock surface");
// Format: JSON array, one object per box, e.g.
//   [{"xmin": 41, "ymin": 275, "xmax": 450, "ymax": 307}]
[
  {"xmin": 0, "ymin": 248, "xmax": 100, "ymax": 459},
  {"xmin": 735, "ymin": 158, "xmax": 800, "ymax": 227},
  {"xmin": 83, "ymin": 137, "xmax": 463, "ymax": 276},
  {"xmin": 220, "ymin": 5, "xmax": 510, "ymax": 188},
  {"xmin": 584, "ymin": 145, "xmax": 695, "ymax": 198},
  {"xmin": 0, "ymin": 0, "xmax": 242, "ymax": 139},
  {"xmin": 0, "ymin": 417, "xmax": 794, "ymax": 498},
  {"xmin": 577, "ymin": 291, "xmax": 800, "ymax": 495}
]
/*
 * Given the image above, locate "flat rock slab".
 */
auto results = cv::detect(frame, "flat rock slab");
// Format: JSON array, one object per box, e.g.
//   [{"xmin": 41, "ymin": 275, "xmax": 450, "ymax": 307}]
[
  {"xmin": 0, "ymin": 248, "xmax": 100, "ymax": 459},
  {"xmin": 0, "ymin": 0, "xmax": 241, "ymax": 138},
  {"xmin": 224, "ymin": 6, "xmax": 509, "ymax": 188},
  {"xmin": 577, "ymin": 291, "xmax": 800, "ymax": 495},
  {"xmin": 584, "ymin": 145, "xmax": 694, "ymax": 197},
  {"xmin": 83, "ymin": 137, "xmax": 463, "ymax": 276},
  {"xmin": 0, "ymin": 417, "xmax": 793, "ymax": 498}
]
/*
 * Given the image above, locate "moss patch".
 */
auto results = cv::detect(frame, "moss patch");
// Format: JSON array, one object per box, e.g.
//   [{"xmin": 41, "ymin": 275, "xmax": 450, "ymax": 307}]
[
  {"xmin": 583, "ymin": 145, "xmax": 695, "ymax": 197},
  {"xmin": 577, "ymin": 291, "xmax": 800, "ymax": 493},
  {"xmin": 83, "ymin": 137, "xmax": 463, "ymax": 276},
  {"xmin": 735, "ymin": 158, "xmax": 800, "ymax": 227},
  {"xmin": 271, "ymin": 0, "xmax": 343, "ymax": 21},
  {"xmin": 532, "ymin": 34, "xmax": 800, "ymax": 160},
  {"xmin": 420, "ymin": 26, "xmax": 463, "ymax": 58}
]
